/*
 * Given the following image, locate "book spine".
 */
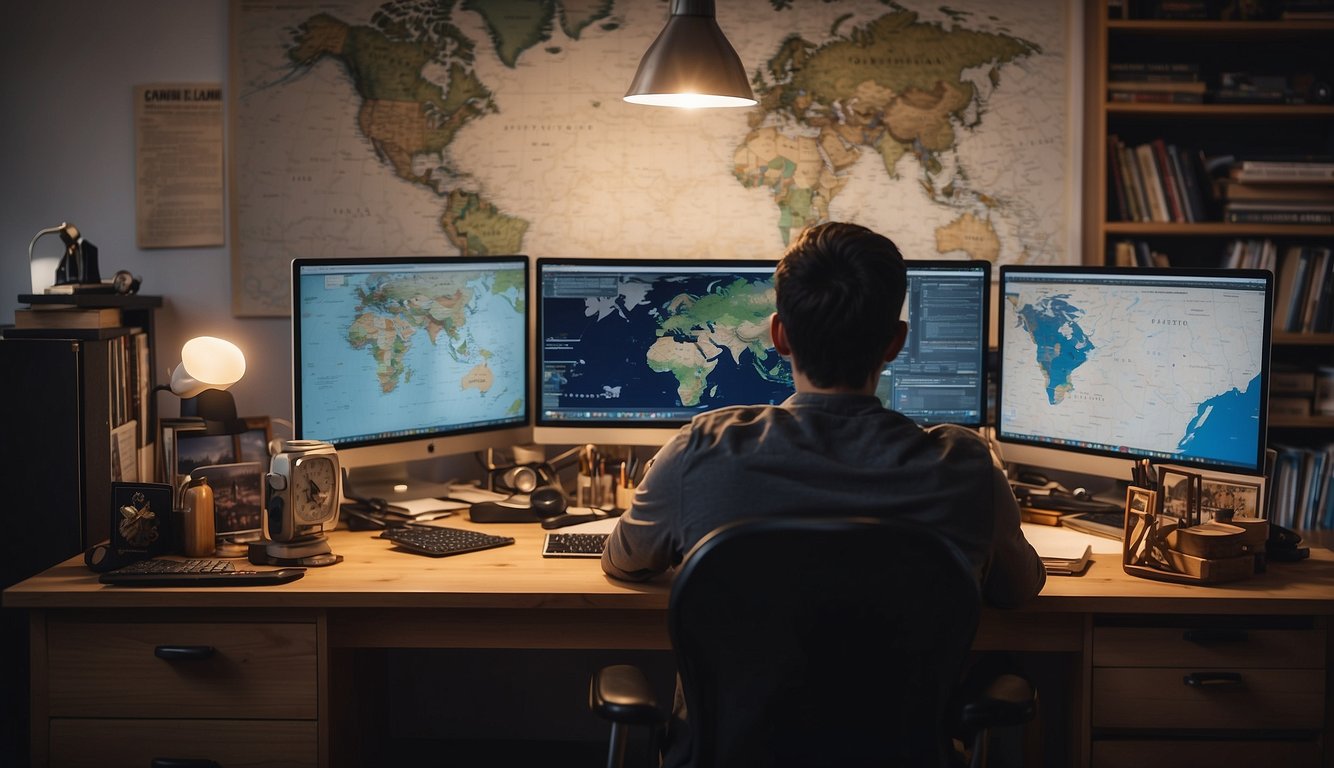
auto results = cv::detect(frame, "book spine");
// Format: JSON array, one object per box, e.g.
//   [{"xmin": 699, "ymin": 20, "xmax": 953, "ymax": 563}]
[
  {"xmin": 1120, "ymin": 141, "xmax": 1147, "ymax": 221},
  {"xmin": 1108, "ymin": 136, "xmax": 1130, "ymax": 221},
  {"xmin": 1153, "ymin": 139, "xmax": 1185, "ymax": 222},
  {"xmin": 1108, "ymin": 91, "xmax": 1204, "ymax": 103},
  {"xmin": 1135, "ymin": 143, "xmax": 1170, "ymax": 222},
  {"xmin": 1225, "ymin": 209, "xmax": 1334, "ymax": 224}
]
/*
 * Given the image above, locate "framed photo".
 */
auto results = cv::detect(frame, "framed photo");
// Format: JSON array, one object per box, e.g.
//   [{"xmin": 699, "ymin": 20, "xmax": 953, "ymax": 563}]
[
  {"xmin": 109, "ymin": 481, "xmax": 174, "ymax": 560},
  {"xmin": 1157, "ymin": 466, "xmax": 1202, "ymax": 527},
  {"xmin": 161, "ymin": 416, "xmax": 272, "ymax": 544},
  {"xmin": 1156, "ymin": 464, "xmax": 1266, "ymax": 525},
  {"xmin": 1123, "ymin": 487, "xmax": 1168, "ymax": 570}
]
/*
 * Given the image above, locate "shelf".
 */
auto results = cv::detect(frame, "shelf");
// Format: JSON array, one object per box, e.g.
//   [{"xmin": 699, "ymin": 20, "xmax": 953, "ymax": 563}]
[
  {"xmin": 1270, "ymin": 414, "xmax": 1334, "ymax": 429},
  {"xmin": 18, "ymin": 293, "xmax": 162, "ymax": 309},
  {"xmin": 1107, "ymin": 20, "xmax": 1334, "ymax": 37},
  {"xmin": 1104, "ymin": 223, "xmax": 1334, "ymax": 237},
  {"xmin": 1273, "ymin": 332, "xmax": 1334, "ymax": 346},
  {"xmin": 1106, "ymin": 103, "xmax": 1334, "ymax": 119}
]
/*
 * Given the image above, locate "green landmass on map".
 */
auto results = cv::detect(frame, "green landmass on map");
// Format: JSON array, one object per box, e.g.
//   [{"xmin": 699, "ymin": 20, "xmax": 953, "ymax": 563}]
[
  {"xmin": 646, "ymin": 278, "xmax": 789, "ymax": 406},
  {"xmin": 346, "ymin": 273, "xmax": 495, "ymax": 393},
  {"xmin": 733, "ymin": 9, "xmax": 1038, "ymax": 246},
  {"xmin": 463, "ymin": 0, "xmax": 614, "ymax": 66},
  {"xmin": 287, "ymin": 7, "xmax": 544, "ymax": 256}
]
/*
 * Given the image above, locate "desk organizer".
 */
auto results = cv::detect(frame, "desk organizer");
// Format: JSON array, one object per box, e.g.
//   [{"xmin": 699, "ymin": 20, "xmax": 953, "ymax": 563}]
[{"xmin": 1121, "ymin": 470, "xmax": 1269, "ymax": 585}]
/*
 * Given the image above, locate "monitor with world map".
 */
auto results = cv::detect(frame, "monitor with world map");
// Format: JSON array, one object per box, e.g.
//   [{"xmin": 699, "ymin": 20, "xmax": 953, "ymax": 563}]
[
  {"xmin": 533, "ymin": 257, "xmax": 993, "ymax": 446},
  {"xmin": 995, "ymin": 266, "xmax": 1273, "ymax": 479},
  {"xmin": 291, "ymin": 256, "xmax": 531, "ymax": 495}
]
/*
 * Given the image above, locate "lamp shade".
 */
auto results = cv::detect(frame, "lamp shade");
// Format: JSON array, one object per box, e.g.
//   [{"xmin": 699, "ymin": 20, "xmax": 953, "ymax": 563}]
[
  {"xmin": 624, "ymin": 0, "xmax": 756, "ymax": 108},
  {"xmin": 170, "ymin": 336, "xmax": 247, "ymax": 399}
]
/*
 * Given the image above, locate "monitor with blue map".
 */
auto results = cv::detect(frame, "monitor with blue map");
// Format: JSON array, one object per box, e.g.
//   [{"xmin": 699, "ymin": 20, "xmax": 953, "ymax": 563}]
[
  {"xmin": 291, "ymin": 256, "xmax": 531, "ymax": 494},
  {"xmin": 995, "ymin": 266, "xmax": 1273, "ymax": 478},
  {"xmin": 533, "ymin": 257, "xmax": 992, "ymax": 446}
]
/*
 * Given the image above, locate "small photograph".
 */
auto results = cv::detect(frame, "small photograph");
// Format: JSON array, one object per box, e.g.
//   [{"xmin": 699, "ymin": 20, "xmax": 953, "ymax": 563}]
[
  {"xmin": 193, "ymin": 462, "xmax": 265, "ymax": 538},
  {"xmin": 1157, "ymin": 467, "xmax": 1201, "ymax": 526},
  {"xmin": 1128, "ymin": 487, "xmax": 1156, "ymax": 515},
  {"xmin": 1198, "ymin": 477, "xmax": 1264, "ymax": 524}
]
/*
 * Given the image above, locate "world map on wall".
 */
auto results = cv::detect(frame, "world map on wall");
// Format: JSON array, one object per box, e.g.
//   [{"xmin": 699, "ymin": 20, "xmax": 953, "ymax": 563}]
[{"xmin": 232, "ymin": 0, "xmax": 1073, "ymax": 316}]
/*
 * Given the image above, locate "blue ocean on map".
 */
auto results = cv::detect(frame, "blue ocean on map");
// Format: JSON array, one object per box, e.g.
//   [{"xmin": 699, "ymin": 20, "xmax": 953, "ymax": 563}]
[{"xmin": 1176, "ymin": 374, "xmax": 1262, "ymax": 467}]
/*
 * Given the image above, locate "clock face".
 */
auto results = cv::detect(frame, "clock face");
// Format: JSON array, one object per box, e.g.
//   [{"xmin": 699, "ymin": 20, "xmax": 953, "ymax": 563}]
[{"xmin": 292, "ymin": 454, "xmax": 338, "ymax": 525}]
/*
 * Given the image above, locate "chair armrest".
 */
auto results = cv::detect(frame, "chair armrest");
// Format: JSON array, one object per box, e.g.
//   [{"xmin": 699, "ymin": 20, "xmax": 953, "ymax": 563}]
[
  {"xmin": 959, "ymin": 672, "xmax": 1037, "ymax": 730},
  {"xmin": 590, "ymin": 664, "xmax": 665, "ymax": 725}
]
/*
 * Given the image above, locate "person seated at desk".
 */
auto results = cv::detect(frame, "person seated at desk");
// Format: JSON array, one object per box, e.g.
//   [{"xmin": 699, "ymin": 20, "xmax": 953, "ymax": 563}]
[{"xmin": 600, "ymin": 221, "xmax": 1046, "ymax": 764}]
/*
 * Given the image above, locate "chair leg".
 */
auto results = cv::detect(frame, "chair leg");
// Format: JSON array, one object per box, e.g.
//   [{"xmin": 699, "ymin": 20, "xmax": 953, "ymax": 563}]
[
  {"xmin": 606, "ymin": 721, "xmax": 628, "ymax": 768},
  {"xmin": 968, "ymin": 729, "xmax": 988, "ymax": 768}
]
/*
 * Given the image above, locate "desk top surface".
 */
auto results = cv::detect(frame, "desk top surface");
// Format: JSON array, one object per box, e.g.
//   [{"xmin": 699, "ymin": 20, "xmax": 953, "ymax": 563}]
[{"xmin": 5, "ymin": 521, "xmax": 1333, "ymax": 615}]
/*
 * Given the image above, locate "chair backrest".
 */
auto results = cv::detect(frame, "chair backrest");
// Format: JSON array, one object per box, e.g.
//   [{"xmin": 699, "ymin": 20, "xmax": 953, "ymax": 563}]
[{"xmin": 668, "ymin": 516, "xmax": 982, "ymax": 768}]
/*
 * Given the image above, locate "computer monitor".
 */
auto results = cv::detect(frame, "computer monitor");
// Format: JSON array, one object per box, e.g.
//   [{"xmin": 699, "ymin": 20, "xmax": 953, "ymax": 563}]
[
  {"xmin": 533, "ymin": 258, "xmax": 791, "ymax": 446},
  {"xmin": 532, "ymin": 257, "xmax": 992, "ymax": 446},
  {"xmin": 876, "ymin": 260, "xmax": 990, "ymax": 427},
  {"xmin": 292, "ymin": 256, "xmax": 531, "ymax": 496},
  {"xmin": 995, "ymin": 265, "xmax": 1273, "ymax": 480}
]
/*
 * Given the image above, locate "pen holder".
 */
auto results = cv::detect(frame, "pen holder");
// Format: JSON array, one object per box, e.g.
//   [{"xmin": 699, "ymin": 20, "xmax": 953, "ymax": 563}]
[{"xmin": 615, "ymin": 485, "xmax": 635, "ymax": 512}]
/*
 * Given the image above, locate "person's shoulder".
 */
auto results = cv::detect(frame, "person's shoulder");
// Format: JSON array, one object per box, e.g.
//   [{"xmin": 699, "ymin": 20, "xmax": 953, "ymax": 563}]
[{"xmin": 922, "ymin": 424, "xmax": 993, "ymax": 459}]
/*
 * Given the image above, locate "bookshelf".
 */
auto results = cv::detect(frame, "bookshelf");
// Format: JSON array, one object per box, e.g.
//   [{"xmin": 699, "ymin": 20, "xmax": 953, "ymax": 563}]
[
  {"xmin": 1083, "ymin": 3, "xmax": 1334, "ymax": 533},
  {"xmin": 1083, "ymin": 2, "xmax": 1334, "ymax": 452}
]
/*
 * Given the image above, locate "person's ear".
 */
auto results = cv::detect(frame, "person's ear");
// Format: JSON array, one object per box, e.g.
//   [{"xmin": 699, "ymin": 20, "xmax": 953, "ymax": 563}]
[
  {"xmin": 883, "ymin": 320, "xmax": 908, "ymax": 363},
  {"xmin": 771, "ymin": 313, "xmax": 791, "ymax": 356}
]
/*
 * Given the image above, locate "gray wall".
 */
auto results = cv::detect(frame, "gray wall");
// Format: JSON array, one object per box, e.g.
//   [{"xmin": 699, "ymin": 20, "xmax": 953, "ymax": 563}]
[{"xmin": 0, "ymin": 1, "xmax": 293, "ymax": 428}]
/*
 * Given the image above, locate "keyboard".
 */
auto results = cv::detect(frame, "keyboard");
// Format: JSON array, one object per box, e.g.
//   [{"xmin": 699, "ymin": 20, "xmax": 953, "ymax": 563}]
[
  {"xmin": 379, "ymin": 526, "xmax": 515, "ymax": 557},
  {"xmin": 99, "ymin": 558, "xmax": 306, "ymax": 587},
  {"xmin": 542, "ymin": 532, "xmax": 610, "ymax": 558}
]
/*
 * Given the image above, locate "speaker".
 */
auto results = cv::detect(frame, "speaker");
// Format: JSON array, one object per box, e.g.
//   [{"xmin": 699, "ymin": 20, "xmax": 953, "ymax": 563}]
[{"xmin": 489, "ymin": 463, "xmax": 555, "ymax": 495}]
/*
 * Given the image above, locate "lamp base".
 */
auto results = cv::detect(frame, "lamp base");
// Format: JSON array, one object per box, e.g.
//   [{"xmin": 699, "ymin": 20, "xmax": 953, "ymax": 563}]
[{"xmin": 249, "ymin": 536, "xmax": 341, "ymax": 567}]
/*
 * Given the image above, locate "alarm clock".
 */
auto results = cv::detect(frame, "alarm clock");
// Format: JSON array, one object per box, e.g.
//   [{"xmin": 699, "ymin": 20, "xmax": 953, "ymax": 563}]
[{"xmin": 264, "ymin": 439, "xmax": 341, "ymax": 544}]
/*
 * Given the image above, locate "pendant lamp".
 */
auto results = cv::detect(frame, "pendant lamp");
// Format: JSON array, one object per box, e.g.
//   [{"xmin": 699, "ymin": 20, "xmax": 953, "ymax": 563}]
[{"xmin": 624, "ymin": 0, "xmax": 756, "ymax": 108}]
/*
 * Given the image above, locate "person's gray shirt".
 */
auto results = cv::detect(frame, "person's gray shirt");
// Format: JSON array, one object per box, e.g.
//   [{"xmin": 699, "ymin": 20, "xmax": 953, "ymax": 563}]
[{"xmin": 602, "ymin": 392, "xmax": 1046, "ymax": 608}]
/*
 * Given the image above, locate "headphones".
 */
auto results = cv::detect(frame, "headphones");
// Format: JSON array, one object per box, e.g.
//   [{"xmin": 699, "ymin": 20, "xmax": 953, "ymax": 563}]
[{"xmin": 491, "ymin": 463, "xmax": 553, "ymax": 495}]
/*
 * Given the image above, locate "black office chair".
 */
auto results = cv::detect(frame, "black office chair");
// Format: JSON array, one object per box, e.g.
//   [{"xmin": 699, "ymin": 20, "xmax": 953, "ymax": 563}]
[{"xmin": 590, "ymin": 516, "xmax": 1037, "ymax": 768}]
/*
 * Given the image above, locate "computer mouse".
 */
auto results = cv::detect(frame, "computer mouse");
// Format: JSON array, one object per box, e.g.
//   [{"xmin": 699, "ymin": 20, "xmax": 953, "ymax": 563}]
[{"xmin": 530, "ymin": 486, "xmax": 568, "ymax": 518}]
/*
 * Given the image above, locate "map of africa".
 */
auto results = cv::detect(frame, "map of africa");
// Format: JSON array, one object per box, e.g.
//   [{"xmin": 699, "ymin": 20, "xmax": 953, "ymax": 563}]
[
  {"xmin": 1001, "ymin": 279, "xmax": 1268, "ymax": 469},
  {"xmin": 233, "ymin": 0, "xmax": 1073, "ymax": 316},
  {"xmin": 540, "ymin": 268, "xmax": 792, "ymax": 418},
  {"xmin": 296, "ymin": 265, "xmax": 526, "ymax": 442}
]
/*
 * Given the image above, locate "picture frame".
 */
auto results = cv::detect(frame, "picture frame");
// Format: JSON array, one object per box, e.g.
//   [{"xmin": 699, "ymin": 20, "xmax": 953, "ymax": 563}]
[
  {"xmin": 160, "ymin": 415, "xmax": 272, "ymax": 545},
  {"xmin": 1156, "ymin": 464, "xmax": 1267, "ymax": 525}
]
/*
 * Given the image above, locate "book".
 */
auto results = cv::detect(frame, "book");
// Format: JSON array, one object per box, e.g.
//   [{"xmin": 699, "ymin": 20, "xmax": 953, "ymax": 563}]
[
  {"xmin": 13, "ymin": 306, "xmax": 122, "ymax": 329},
  {"xmin": 0, "ymin": 326, "xmax": 135, "ymax": 340},
  {"xmin": 1231, "ymin": 162, "xmax": 1334, "ymax": 183},
  {"xmin": 1170, "ymin": 144, "xmax": 1208, "ymax": 222},
  {"xmin": 1153, "ymin": 139, "xmax": 1185, "ymax": 221},
  {"xmin": 1108, "ymin": 61, "xmax": 1200, "ymax": 78},
  {"xmin": 1108, "ymin": 91, "xmax": 1204, "ymax": 103},
  {"xmin": 1135, "ymin": 143, "xmax": 1170, "ymax": 222},
  {"xmin": 1272, "ymin": 247, "xmax": 1308, "ymax": 333},
  {"xmin": 1300, "ymin": 248, "xmax": 1331, "ymax": 332},
  {"xmin": 1107, "ymin": 135, "xmax": 1130, "ymax": 220},
  {"xmin": 1224, "ymin": 208, "xmax": 1334, "ymax": 225},
  {"xmin": 1107, "ymin": 79, "xmax": 1207, "ymax": 94},
  {"xmin": 1217, "ymin": 180, "xmax": 1334, "ymax": 202}
]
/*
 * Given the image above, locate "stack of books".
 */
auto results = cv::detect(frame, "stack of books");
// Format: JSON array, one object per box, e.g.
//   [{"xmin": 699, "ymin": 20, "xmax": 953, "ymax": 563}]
[
  {"xmin": 1272, "ymin": 244, "xmax": 1334, "ymax": 333},
  {"xmin": 1107, "ymin": 62, "xmax": 1204, "ymax": 104},
  {"xmin": 1107, "ymin": 135, "xmax": 1209, "ymax": 222},
  {"xmin": 8, "ymin": 305, "xmax": 126, "ymax": 338},
  {"xmin": 1223, "ymin": 159, "xmax": 1334, "ymax": 224}
]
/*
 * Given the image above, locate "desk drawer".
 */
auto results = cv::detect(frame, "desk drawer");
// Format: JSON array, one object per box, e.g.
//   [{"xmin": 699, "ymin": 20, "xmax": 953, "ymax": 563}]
[
  {"xmin": 49, "ymin": 718, "xmax": 317, "ymax": 767},
  {"xmin": 47, "ymin": 620, "xmax": 318, "ymax": 719},
  {"xmin": 1093, "ymin": 626, "xmax": 1325, "ymax": 668},
  {"xmin": 1092, "ymin": 739, "xmax": 1321, "ymax": 768},
  {"xmin": 1091, "ymin": 667, "xmax": 1324, "ymax": 729}
]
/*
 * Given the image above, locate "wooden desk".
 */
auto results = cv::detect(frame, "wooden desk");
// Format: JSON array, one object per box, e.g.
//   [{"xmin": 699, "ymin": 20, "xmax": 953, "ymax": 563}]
[{"xmin": 5, "ymin": 523, "xmax": 1332, "ymax": 768}]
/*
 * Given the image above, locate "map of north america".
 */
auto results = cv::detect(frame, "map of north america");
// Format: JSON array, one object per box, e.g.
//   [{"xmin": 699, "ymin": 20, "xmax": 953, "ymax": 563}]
[{"xmin": 234, "ymin": 0, "xmax": 1072, "ymax": 316}]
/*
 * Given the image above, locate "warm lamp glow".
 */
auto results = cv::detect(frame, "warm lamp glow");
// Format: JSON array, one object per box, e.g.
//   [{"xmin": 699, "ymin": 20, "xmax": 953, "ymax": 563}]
[
  {"xmin": 170, "ymin": 336, "xmax": 247, "ymax": 399},
  {"xmin": 624, "ymin": 0, "xmax": 756, "ymax": 109}
]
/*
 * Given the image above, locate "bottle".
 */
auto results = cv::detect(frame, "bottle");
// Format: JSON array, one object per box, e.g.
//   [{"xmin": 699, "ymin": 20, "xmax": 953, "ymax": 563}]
[{"xmin": 181, "ymin": 476, "xmax": 215, "ymax": 557}]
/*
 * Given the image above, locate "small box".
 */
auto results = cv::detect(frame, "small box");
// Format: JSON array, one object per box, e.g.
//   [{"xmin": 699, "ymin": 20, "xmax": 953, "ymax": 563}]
[
  {"xmin": 1164, "ymin": 549, "xmax": 1255, "ymax": 583},
  {"xmin": 1169, "ymin": 522, "xmax": 1247, "ymax": 559}
]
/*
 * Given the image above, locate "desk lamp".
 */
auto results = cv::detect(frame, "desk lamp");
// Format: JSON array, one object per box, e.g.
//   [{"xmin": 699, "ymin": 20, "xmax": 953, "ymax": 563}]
[
  {"xmin": 624, "ymin": 0, "xmax": 755, "ymax": 108},
  {"xmin": 159, "ymin": 335, "xmax": 247, "ymax": 433},
  {"xmin": 28, "ymin": 222, "xmax": 106, "ymax": 293}
]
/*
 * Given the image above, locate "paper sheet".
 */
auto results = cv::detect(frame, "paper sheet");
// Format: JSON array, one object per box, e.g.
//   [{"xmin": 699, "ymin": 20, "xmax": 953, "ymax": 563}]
[{"xmin": 1021, "ymin": 522, "xmax": 1122, "ymax": 558}]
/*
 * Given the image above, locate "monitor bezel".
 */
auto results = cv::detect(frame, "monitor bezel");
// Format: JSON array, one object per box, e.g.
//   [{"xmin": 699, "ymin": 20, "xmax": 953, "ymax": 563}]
[
  {"xmin": 290, "ymin": 254, "xmax": 532, "ymax": 462},
  {"xmin": 994, "ymin": 264, "xmax": 1274, "ymax": 477}
]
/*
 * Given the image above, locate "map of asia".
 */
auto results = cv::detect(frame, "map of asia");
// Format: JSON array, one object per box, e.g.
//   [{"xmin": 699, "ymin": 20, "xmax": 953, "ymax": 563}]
[{"xmin": 233, "ymin": 0, "xmax": 1073, "ymax": 316}]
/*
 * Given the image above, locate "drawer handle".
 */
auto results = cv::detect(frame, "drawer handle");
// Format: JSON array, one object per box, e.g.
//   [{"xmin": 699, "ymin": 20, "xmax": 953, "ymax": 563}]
[
  {"xmin": 154, "ymin": 645, "xmax": 216, "ymax": 661},
  {"xmin": 151, "ymin": 760, "xmax": 222, "ymax": 768},
  {"xmin": 1183, "ymin": 672, "xmax": 1243, "ymax": 688},
  {"xmin": 1182, "ymin": 628, "xmax": 1248, "ymax": 645}
]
